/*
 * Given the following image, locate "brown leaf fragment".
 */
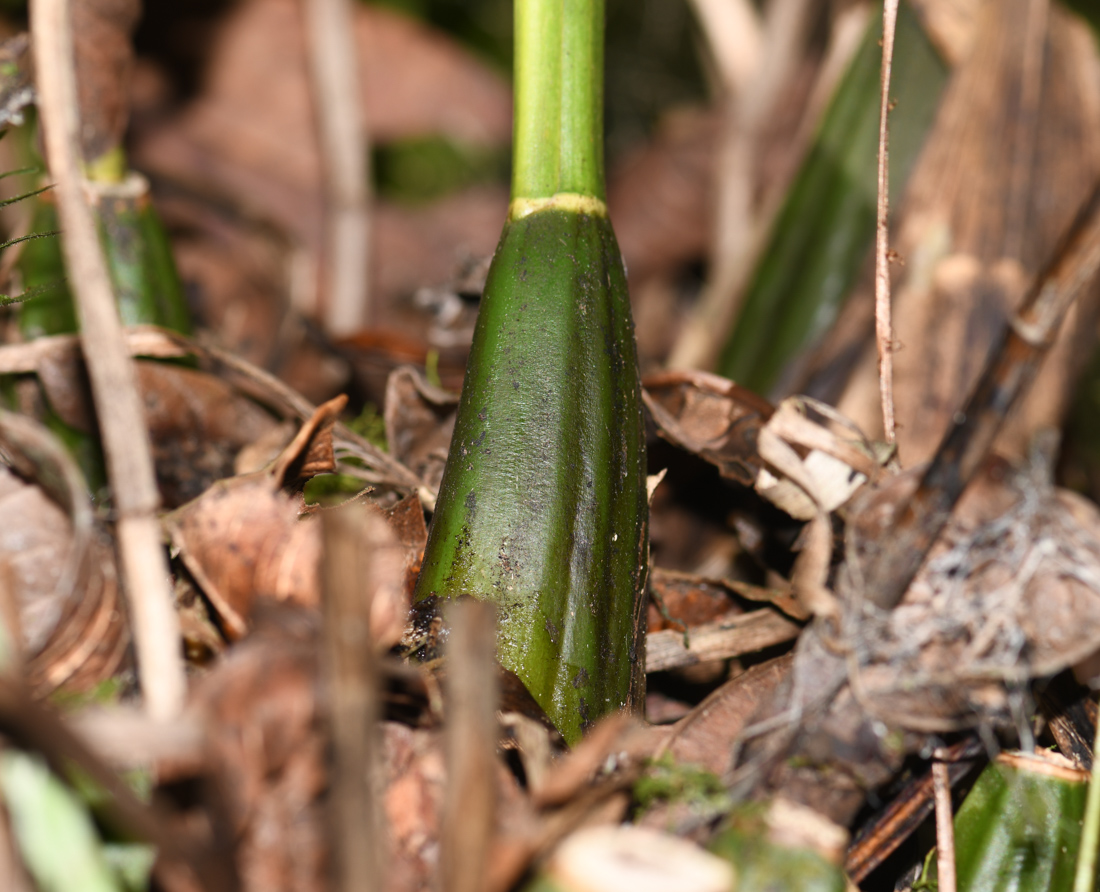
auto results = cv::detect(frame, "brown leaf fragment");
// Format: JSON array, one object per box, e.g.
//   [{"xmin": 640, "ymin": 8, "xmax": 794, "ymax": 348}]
[
  {"xmin": 643, "ymin": 370, "xmax": 773, "ymax": 486},
  {"xmin": 164, "ymin": 396, "xmax": 342, "ymax": 638},
  {"xmin": 658, "ymin": 655, "xmax": 793, "ymax": 779},
  {"xmin": 192, "ymin": 606, "xmax": 327, "ymax": 892},
  {"xmin": 270, "ymin": 393, "xmax": 347, "ymax": 485},
  {"xmin": 384, "ymin": 366, "xmax": 459, "ymax": 495},
  {"xmin": 382, "ymin": 494, "xmax": 428, "ymax": 604},
  {"xmin": 647, "ymin": 568, "xmax": 744, "ymax": 632},
  {"xmin": 646, "ymin": 610, "xmax": 801, "ymax": 674},
  {"xmin": 34, "ymin": 335, "xmax": 94, "ymax": 433},
  {"xmin": 167, "ymin": 479, "xmax": 317, "ymax": 639},
  {"xmin": 137, "ymin": 360, "xmax": 286, "ymax": 507},
  {"xmin": 166, "ymin": 401, "xmax": 410, "ymax": 644}
]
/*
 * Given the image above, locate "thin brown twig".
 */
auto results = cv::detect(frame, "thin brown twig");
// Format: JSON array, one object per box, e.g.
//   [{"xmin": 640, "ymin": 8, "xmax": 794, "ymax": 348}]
[
  {"xmin": 303, "ymin": 0, "xmax": 371, "ymax": 335},
  {"xmin": 29, "ymin": 0, "xmax": 185, "ymax": 719},
  {"xmin": 875, "ymin": 0, "xmax": 900, "ymax": 443},
  {"xmin": 862, "ymin": 182, "xmax": 1100, "ymax": 612},
  {"xmin": 932, "ymin": 752, "xmax": 957, "ymax": 892}
]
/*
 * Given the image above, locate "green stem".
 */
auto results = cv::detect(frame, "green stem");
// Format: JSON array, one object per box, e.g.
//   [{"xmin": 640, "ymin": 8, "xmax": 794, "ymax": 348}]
[
  {"xmin": 1073, "ymin": 705, "xmax": 1100, "ymax": 892},
  {"xmin": 512, "ymin": 0, "xmax": 605, "ymax": 203}
]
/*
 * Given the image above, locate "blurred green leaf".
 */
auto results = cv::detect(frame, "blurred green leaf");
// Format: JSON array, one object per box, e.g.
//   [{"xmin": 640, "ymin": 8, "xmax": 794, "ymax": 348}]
[
  {"xmin": 373, "ymin": 135, "xmax": 509, "ymax": 203},
  {"xmin": 717, "ymin": 2, "xmax": 947, "ymax": 396},
  {"xmin": 0, "ymin": 751, "xmax": 125, "ymax": 892},
  {"xmin": 919, "ymin": 755, "xmax": 1092, "ymax": 892}
]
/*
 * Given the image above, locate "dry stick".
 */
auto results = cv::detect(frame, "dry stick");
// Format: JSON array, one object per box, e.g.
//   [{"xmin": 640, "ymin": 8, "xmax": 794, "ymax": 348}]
[
  {"xmin": 685, "ymin": 0, "xmax": 762, "ymax": 95},
  {"xmin": 321, "ymin": 502, "xmax": 382, "ymax": 892},
  {"xmin": 29, "ymin": 0, "xmax": 185, "ymax": 719},
  {"xmin": 862, "ymin": 182, "xmax": 1100, "ymax": 612},
  {"xmin": 932, "ymin": 752, "xmax": 957, "ymax": 892},
  {"xmin": 874, "ymin": 0, "xmax": 900, "ymax": 443},
  {"xmin": 846, "ymin": 737, "xmax": 983, "ymax": 883},
  {"xmin": 441, "ymin": 600, "xmax": 499, "ymax": 892},
  {"xmin": 304, "ymin": 0, "xmax": 372, "ymax": 335}
]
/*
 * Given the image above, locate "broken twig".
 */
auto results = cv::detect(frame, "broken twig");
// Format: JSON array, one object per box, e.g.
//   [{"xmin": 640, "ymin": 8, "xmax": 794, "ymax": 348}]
[
  {"xmin": 874, "ymin": 0, "xmax": 899, "ymax": 442},
  {"xmin": 30, "ymin": 0, "xmax": 185, "ymax": 718}
]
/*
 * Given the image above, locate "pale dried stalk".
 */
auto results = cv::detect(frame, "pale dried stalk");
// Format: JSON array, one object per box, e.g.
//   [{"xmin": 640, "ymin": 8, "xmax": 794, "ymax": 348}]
[
  {"xmin": 668, "ymin": 0, "xmax": 816, "ymax": 372},
  {"xmin": 304, "ymin": 0, "xmax": 371, "ymax": 335},
  {"xmin": 932, "ymin": 755, "xmax": 957, "ymax": 892},
  {"xmin": 646, "ymin": 608, "xmax": 801, "ymax": 673},
  {"xmin": 442, "ymin": 600, "xmax": 499, "ymax": 892},
  {"xmin": 875, "ymin": 0, "xmax": 900, "ymax": 442},
  {"xmin": 30, "ymin": 0, "xmax": 184, "ymax": 719},
  {"xmin": 322, "ymin": 502, "xmax": 381, "ymax": 892},
  {"xmin": 686, "ymin": 0, "xmax": 762, "ymax": 95}
]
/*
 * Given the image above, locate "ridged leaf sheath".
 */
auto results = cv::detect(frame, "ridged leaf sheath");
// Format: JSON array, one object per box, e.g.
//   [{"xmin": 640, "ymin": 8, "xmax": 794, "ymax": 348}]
[{"xmin": 413, "ymin": 0, "xmax": 648, "ymax": 744}]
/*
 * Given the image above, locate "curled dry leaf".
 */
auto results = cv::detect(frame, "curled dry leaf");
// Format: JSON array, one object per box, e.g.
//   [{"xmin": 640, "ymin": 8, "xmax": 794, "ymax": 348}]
[
  {"xmin": 657, "ymin": 655, "xmax": 793, "ymax": 779},
  {"xmin": 643, "ymin": 369, "xmax": 773, "ymax": 486},
  {"xmin": 165, "ymin": 395, "xmax": 335, "ymax": 639},
  {"xmin": 383, "ymin": 366, "xmax": 459, "ymax": 496},
  {"xmin": 166, "ymin": 395, "xmax": 412, "ymax": 645},
  {"xmin": 0, "ymin": 410, "xmax": 127, "ymax": 695}
]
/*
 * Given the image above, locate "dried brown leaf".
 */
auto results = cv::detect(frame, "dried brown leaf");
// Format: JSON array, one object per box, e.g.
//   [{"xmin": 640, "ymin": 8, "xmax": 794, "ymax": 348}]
[
  {"xmin": 384, "ymin": 366, "xmax": 458, "ymax": 495},
  {"xmin": 643, "ymin": 369, "xmax": 773, "ymax": 486},
  {"xmin": 657, "ymin": 655, "xmax": 792, "ymax": 778}
]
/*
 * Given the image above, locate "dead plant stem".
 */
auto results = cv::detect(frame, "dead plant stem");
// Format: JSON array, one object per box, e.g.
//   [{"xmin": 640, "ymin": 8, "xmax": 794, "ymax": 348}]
[
  {"xmin": 1003, "ymin": 0, "xmax": 1048, "ymax": 262},
  {"xmin": 875, "ymin": 0, "xmax": 899, "ymax": 443},
  {"xmin": 932, "ymin": 753, "xmax": 957, "ymax": 892},
  {"xmin": 668, "ymin": 0, "xmax": 814, "ymax": 372},
  {"xmin": 322, "ymin": 502, "xmax": 381, "ymax": 892},
  {"xmin": 29, "ymin": 0, "xmax": 185, "ymax": 719},
  {"xmin": 441, "ymin": 600, "xmax": 499, "ymax": 892},
  {"xmin": 303, "ymin": 0, "xmax": 372, "ymax": 335}
]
